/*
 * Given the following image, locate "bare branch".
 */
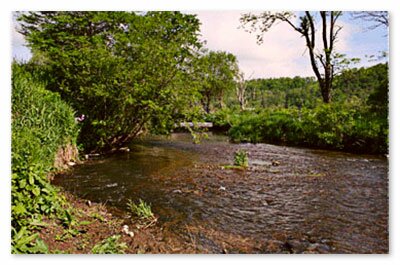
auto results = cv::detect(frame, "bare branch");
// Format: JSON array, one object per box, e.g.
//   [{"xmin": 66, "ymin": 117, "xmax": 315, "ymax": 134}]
[
  {"xmin": 316, "ymin": 54, "xmax": 326, "ymax": 68},
  {"xmin": 351, "ymin": 11, "xmax": 388, "ymax": 30},
  {"xmin": 305, "ymin": 12, "xmax": 315, "ymax": 47}
]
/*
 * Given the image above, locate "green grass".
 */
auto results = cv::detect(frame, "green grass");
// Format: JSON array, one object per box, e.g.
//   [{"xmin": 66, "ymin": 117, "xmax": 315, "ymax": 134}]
[
  {"xmin": 11, "ymin": 62, "xmax": 79, "ymax": 253},
  {"xmin": 127, "ymin": 199, "xmax": 155, "ymax": 220}
]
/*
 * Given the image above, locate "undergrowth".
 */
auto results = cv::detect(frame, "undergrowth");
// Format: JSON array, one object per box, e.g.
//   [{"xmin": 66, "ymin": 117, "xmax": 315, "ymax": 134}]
[
  {"xmin": 127, "ymin": 199, "xmax": 155, "ymax": 220},
  {"xmin": 91, "ymin": 235, "xmax": 127, "ymax": 254},
  {"xmin": 228, "ymin": 103, "xmax": 388, "ymax": 154},
  {"xmin": 11, "ymin": 62, "xmax": 79, "ymax": 253}
]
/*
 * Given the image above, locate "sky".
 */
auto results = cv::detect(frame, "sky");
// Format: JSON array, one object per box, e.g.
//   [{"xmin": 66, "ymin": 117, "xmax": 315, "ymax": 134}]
[
  {"xmin": 193, "ymin": 11, "xmax": 388, "ymax": 79},
  {"xmin": 11, "ymin": 11, "xmax": 389, "ymax": 79}
]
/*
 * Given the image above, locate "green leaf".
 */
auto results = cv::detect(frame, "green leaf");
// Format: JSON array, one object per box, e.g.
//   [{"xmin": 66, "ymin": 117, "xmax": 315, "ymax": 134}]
[
  {"xmin": 31, "ymin": 238, "xmax": 49, "ymax": 253},
  {"xmin": 13, "ymin": 204, "xmax": 26, "ymax": 215},
  {"xmin": 28, "ymin": 174, "xmax": 34, "ymax": 185},
  {"xmin": 19, "ymin": 179, "xmax": 27, "ymax": 189},
  {"xmin": 32, "ymin": 187, "xmax": 41, "ymax": 196}
]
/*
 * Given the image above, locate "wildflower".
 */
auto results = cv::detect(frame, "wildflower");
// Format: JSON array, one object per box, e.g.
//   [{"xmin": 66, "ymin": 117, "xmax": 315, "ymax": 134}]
[{"xmin": 75, "ymin": 114, "xmax": 85, "ymax": 122}]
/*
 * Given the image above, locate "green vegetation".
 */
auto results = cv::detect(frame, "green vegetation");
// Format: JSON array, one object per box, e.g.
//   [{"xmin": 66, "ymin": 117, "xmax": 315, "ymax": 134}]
[
  {"xmin": 234, "ymin": 150, "xmax": 249, "ymax": 168},
  {"xmin": 18, "ymin": 11, "xmax": 205, "ymax": 152},
  {"xmin": 228, "ymin": 103, "xmax": 387, "ymax": 154},
  {"xmin": 241, "ymin": 12, "xmax": 354, "ymax": 104},
  {"xmin": 196, "ymin": 51, "xmax": 240, "ymax": 113},
  {"xmin": 222, "ymin": 149, "xmax": 249, "ymax": 170},
  {"xmin": 91, "ymin": 235, "xmax": 127, "ymax": 254},
  {"xmin": 127, "ymin": 199, "xmax": 155, "ymax": 220},
  {"xmin": 11, "ymin": 11, "xmax": 388, "ymax": 254},
  {"xmin": 225, "ymin": 63, "xmax": 388, "ymax": 154},
  {"xmin": 11, "ymin": 62, "xmax": 79, "ymax": 253}
]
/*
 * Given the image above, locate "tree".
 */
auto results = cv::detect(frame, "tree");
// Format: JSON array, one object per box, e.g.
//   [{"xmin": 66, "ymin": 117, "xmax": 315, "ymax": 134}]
[
  {"xmin": 240, "ymin": 11, "xmax": 343, "ymax": 103},
  {"xmin": 236, "ymin": 71, "xmax": 247, "ymax": 111},
  {"xmin": 18, "ymin": 11, "xmax": 203, "ymax": 151},
  {"xmin": 196, "ymin": 50, "xmax": 240, "ymax": 113},
  {"xmin": 351, "ymin": 11, "xmax": 388, "ymax": 30}
]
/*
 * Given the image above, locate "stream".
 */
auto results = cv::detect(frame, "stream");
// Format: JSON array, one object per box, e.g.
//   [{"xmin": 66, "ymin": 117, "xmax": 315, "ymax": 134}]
[{"xmin": 53, "ymin": 133, "xmax": 388, "ymax": 253}]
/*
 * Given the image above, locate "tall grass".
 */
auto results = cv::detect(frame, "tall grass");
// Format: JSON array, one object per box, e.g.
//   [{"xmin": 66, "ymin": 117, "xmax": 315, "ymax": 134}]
[{"xmin": 11, "ymin": 62, "xmax": 79, "ymax": 253}]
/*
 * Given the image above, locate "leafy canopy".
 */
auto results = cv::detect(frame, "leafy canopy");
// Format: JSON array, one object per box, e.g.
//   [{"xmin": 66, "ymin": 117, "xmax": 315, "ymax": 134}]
[{"xmin": 18, "ymin": 11, "xmax": 204, "ymax": 151}]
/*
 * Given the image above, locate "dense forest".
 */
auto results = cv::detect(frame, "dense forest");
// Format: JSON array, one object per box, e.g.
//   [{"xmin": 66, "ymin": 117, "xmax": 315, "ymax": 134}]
[{"xmin": 11, "ymin": 11, "xmax": 388, "ymax": 253}]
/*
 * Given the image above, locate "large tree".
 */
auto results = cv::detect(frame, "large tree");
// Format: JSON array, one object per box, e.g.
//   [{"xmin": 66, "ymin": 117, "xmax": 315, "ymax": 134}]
[
  {"xmin": 240, "ymin": 11, "xmax": 343, "ymax": 103},
  {"xmin": 18, "ymin": 11, "xmax": 203, "ymax": 151},
  {"xmin": 196, "ymin": 50, "xmax": 240, "ymax": 113}
]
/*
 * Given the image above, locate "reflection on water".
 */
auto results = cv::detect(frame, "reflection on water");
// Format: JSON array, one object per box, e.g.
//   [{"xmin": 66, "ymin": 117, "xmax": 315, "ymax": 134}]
[{"xmin": 53, "ymin": 133, "xmax": 388, "ymax": 253}]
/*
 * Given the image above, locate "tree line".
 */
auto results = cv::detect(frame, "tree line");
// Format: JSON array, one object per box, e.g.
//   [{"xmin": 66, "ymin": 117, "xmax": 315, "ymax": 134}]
[{"xmin": 16, "ymin": 11, "xmax": 388, "ymax": 153}]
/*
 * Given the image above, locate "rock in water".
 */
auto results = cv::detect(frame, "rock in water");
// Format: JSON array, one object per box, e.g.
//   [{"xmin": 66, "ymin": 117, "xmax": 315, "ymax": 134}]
[{"xmin": 272, "ymin": 160, "xmax": 280, "ymax": 166}]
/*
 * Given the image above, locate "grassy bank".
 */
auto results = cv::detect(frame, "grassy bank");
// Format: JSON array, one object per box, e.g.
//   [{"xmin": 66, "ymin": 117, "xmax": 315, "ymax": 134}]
[
  {"xmin": 11, "ymin": 62, "xmax": 178, "ymax": 254},
  {"xmin": 207, "ymin": 103, "xmax": 387, "ymax": 154},
  {"xmin": 11, "ymin": 62, "xmax": 80, "ymax": 253}
]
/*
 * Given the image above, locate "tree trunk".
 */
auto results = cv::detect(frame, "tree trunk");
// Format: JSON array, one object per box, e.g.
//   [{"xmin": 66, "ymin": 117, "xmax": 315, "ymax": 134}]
[{"xmin": 236, "ymin": 73, "xmax": 247, "ymax": 110}]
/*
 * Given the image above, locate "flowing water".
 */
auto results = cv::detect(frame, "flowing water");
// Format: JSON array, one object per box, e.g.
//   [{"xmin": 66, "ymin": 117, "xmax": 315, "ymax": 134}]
[{"xmin": 53, "ymin": 133, "xmax": 388, "ymax": 253}]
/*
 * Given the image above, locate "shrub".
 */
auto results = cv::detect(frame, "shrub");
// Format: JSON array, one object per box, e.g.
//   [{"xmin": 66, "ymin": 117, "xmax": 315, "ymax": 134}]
[{"xmin": 228, "ymin": 103, "xmax": 387, "ymax": 154}]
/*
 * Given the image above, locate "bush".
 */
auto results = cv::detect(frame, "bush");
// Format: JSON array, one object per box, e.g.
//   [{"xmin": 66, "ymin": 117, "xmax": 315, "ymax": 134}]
[
  {"xmin": 228, "ymin": 103, "xmax": 387, "ymax": 154},
  {"xmin": 11, "ymin": 62, "xmax": 79, "ymax": 253},
  {"xmin": 205, "ymin": 108, "xmax": 235, "ymax": 130}
]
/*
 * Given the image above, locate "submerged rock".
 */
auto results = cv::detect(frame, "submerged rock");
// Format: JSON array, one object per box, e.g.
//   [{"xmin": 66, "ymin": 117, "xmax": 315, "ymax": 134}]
[{"xmin": 271, "ymin": 160, "xmax": 280, "ymax": 166}]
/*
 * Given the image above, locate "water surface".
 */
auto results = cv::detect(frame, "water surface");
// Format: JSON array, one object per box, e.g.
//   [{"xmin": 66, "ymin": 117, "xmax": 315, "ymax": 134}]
[{"xmin": 53, "ymin": 133, "xmax": 388, "ymax": 253}]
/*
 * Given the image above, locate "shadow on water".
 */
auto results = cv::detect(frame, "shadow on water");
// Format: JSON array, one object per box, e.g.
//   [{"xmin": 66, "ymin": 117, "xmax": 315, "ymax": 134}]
[{"xmin": 53, "ymin": 133, "xmax": 388, "ymax": 253}]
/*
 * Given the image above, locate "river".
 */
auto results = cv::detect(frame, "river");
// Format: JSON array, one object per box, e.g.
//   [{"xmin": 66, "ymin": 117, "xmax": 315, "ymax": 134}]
[{"xmin": 53, "ymin": 133, "xmax": 388, "ymax": 253}]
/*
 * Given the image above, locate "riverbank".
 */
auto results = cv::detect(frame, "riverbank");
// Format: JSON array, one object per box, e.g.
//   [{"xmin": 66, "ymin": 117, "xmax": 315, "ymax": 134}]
[{"xmin": 37, "ymin": 190, "xmax": 197, "ymax": 254}]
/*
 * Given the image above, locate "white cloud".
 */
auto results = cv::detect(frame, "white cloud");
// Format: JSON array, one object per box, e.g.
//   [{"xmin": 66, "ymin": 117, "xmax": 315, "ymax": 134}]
[
  {"xmin": 195, "ymin": 11, "xmax": 315, "ymax": 79},
  {"xmin": 194, "ymin": 11, "xmax": 369, "ymax": 79}
]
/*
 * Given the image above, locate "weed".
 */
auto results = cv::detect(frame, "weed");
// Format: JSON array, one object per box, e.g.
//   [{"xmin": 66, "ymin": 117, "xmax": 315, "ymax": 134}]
[
  {"xmin": 222, "ymin": 165, "xmax": 246, "ymax": 170},
  {"xmin": 11, "ymin": 226, "xmax": 49, "ymax": 254},
  {"xmin": 90, "ymin": 212, "xmax": 105, "ymax": 222},
  {"xmin": 234, "ymin": 150, "xmax": 248, "ymax": 168},
  {"xmin": 91, "ymin": 235, "xmax": 127, "ymax": 254},
  {"xmin": 61, "ymin": 209, "xmax": 76, "ymax": 228},
  {"xmin": 127, "ymin": 199, "xmax": 154, "ymax": 220}
]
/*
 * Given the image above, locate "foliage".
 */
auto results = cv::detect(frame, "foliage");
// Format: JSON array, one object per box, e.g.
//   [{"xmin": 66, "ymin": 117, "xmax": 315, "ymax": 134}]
[
  {"xmin": 195, "ymin": 50, "xmax": 240, "ymax": 113},
  {"xmin": 240, "ymin": 11, "xmax": 343, "ymax": 103},
  {"xmin": 244, "ymin": 76, "xmax": 319, "ymax": 109},
  {"xmin": 11, "ymin": 62, "xmax": 79, "ymax": 253},
  {"xmin": 223, "ymin": 62, "xmax": 388, "ymax": 154},
  {"xmin": 11, "ymin": 226, "xmax": 49, "ymax": 254},
  {"xmin": 234, "ymin": 150, "xmax": 249, "ymax": 168},
  {"xmin": 91, "ymin": 235, "xmax": 127, "ymax": 254},
  {"xmin": 18, "ymin": 11, "xmax": 204, "ymax": 152},
  {"xmin": 228, "ymin": 102, "xmax": 387, "ymax": 154},
  {"xmin": 127, "ymin": 199, "xmax": 155, "ymax": 220},
  {"xmin": 333, "ymin": 63, "xmax": 388, "ymax": 104},
  {"xmin": 61, "ymin": 209, "xmax": 77, "ymax": 228},
  {"xmin": 205, "ymin": 108, "xmax": 237, "ymax": 130}
]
